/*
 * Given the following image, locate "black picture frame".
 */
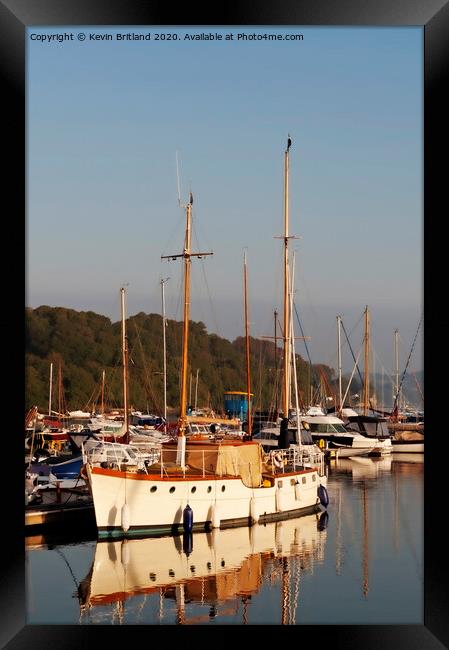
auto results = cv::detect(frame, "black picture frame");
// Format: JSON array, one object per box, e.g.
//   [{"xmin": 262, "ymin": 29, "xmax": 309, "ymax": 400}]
[{"xmin": 4, "ymin": 0, "xmax": 447, "ymax": 647}]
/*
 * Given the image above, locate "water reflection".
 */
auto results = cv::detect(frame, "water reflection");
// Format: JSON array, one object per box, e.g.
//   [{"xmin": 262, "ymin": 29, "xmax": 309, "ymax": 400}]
[
  {"xmin": 77, "ymin": 512, "xmax": 328, "ymax": 624},
  {"xmin": 330, "ymin": 453, "xmax": 423, "ymax": 481},
  {"xmin": 26, "ymin": 455, "xmax": 423, "ymax": 625},
  {"xmin": 331, "ymin": 456, "xmax": 393, "ymax": 480},
  {"xmin": 328, "ymin": 453, "xmax": 423, "ymax": 601}
]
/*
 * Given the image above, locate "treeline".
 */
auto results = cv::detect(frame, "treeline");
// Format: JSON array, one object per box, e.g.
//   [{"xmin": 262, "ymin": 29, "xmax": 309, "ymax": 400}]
[{"xmin": 25, "ymin": 305, "xmax": 335, "ymax": 415}]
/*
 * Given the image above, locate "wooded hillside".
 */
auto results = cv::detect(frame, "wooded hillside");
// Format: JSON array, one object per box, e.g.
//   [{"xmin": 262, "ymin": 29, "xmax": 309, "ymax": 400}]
[{"xmin": 25, "ymin": 306, "xmax": 334, "ymax": 415}]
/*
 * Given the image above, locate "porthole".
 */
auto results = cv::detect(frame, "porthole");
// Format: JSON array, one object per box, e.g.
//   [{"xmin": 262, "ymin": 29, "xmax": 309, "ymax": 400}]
[
  {"xmin": 150, "ymin": 486, "xmax": 157, "ymax": 493},
  {"xmin": 191, "ymin": 486, "xmax": 197, "ymax": 493},
  {"xmin": 221, "ymin": 485, "xmax": 226, "ymax": 492},
  {"xmin": 207, "ymin": 562, "xmax": 212, "ymax": 570},
  {"xmin": 207, "ymin": 486, "xmax": 212, "ymax": 493},
  {"xmin": 169, "ymin": 486, "xmax": 176, "ymax": 493},
  {"xmin": 302, "ymin": 476, "xmax": 306, "ymax": 484},
  {"xmin": 221, "ymin": 560, "xmax": 225, "ymax": 567},
  {"xmin": 312, "ymin": 474, "xmax": 316, "ymax": 482},
  {"xmin": 169, "ymin": 569, "xmax": 175, "ymax": 577},
  {"xmin": 190, "ymin": 565, "xmax": 196, "ymax": 573},
  {"xmin": 149, "ymin": 573, "xmax": 156, "ymax": 581}
]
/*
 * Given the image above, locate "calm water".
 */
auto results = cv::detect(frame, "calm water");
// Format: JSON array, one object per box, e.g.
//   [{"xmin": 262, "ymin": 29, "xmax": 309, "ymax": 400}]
[{"xmin": 26, "ymin": 454, "xmax": 423, "ymax": 625}]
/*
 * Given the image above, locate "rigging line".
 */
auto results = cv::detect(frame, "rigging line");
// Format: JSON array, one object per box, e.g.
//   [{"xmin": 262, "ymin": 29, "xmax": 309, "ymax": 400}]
[
  {"xmin": 345, "ymin": 310, "xmax": 365, "ymax": 342},
  {"xmin": 340, "ymin": 319, "xmax": 367, "ymax": 398},
  {"xmin": 371, "ymin": 347, "xmax": 395, "ymax": 388},
  {"xmin": 190, "ymin": 197, "xmax": 216, "ymax": 298},
  {"xmin": 199, "ymin": 259, "xmax": 221, "ymax": 339},
  {"xmin": 191, "ymin": 202, "xmax": 215, "ymax": 264},
  {"xmin": 131, "ymin": 320, "xmax": 163, "ymax": 415},
  {"xmin": 54, "ymin": 547, "xmax": 81, "ymax": 593},
  {"xmin": 160, "ymin": 209, "xmax": 186, "ymax": 259},
  {"xmin": 83, "ymin": 383, "xmax": 99, "ymax": 414},
  {"xmin": 292, "ymin": 300, "xmax": 320, "ymax": 390},
  {"xmin": 392, "ymin": 313, "xmax": 423, "ymax": 412}
]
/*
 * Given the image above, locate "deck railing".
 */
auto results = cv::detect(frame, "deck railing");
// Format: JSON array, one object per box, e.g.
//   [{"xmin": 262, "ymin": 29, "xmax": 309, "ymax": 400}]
[{"xmin": 83, "ymin": 440, "xmax": 325, "ymax": 481}]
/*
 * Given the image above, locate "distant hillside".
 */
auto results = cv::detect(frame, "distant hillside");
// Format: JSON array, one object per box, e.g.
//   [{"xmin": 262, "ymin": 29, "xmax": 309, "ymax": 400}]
[{"xmin": 25, "ymin": 306, "xmax": 334, "ymax": 415}]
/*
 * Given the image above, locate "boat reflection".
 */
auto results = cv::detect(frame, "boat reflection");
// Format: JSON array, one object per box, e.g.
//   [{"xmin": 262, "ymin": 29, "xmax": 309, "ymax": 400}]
[
  {"xmin": 331, "ymin": 453, "xmax": 423, "ymax": 482},
  {"xmin": 77, "ymin": 512, "xmax": 328, "ymax": 624},
  {"xmin": 392, "ymin": 452, "xmax": 424, "ymax": 465},
  {"xmin": 331, "ymin": 455, "xmax": 393, "ymax": 480}
]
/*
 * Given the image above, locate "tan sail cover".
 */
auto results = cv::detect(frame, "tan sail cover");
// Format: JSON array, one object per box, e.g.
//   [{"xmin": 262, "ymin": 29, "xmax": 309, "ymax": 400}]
[
  {"xmin": 162, "ymin": 442, "xmax": 265, "ymax": 487},
  {"xmin": 393, "ymin": 430, "xmax": 424, "ymax": 442}
]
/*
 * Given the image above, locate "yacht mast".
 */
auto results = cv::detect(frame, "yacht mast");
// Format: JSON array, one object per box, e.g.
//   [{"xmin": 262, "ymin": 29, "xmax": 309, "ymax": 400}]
[
  {"xmin": 363, "ymin": 305, "xmax": 370, "ymax": 416},
  {"xmin": 244, "ymin": 251, "xmax": 252, "ymax": 437},
  {"xmin": 194, "ymin": 368, "xmax": 199, "ymax": 412},
  {"xmin": 180, "ymin": 196, "xmax": 193, "ymax": 443},
  {"xmin": 101, "ymin": 369, "xmax": 105, "ymax": 416},
  {"xmin": 282, "ymin": 136, "xmax": 292, "ymax": 419},
  {"xmin": 58, "ymin": 363, "xmax": 62, "ymax": 416},
  {"xmin": 48, "ymin": 362, "xmax": 53, "ymax": 416},
  {"xmin": 120, "ymin": 287, "xmax": 130, "ymax": 437},
  {"xmin": 162, "ymin": 192, "xmax": 212, "ymax": 466},
  {"xmin": 161, "ymin": 278, "xmax": 169, "ymax": 433},
  {"xmin": 337, "ymin": 315, "xmax": 343, "ymax": 415},
  {"xmin": 274, "ymin": 309, "xmax": 278, "ymax": 416},
  {"xmin": 394, "ymin": 328, "xmax": 399, "ymax": 412},
  {"xmin": 290, "ymin": 253, "xmax": 301, "ymax": 449}
]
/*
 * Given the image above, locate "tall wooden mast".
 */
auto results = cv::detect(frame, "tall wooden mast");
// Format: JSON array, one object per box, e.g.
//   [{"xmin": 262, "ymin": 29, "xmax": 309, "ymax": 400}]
[
  {"xmin": 162, "ymin": 192, "xmax": 212, "ymax": 466},
  {"xmin": 101, "ymin": 369, "xmax": 105, "ymax": 416},
  {"xmin": 160, "ymin": 277, "xmax": 169, "ymax": 433},
  {"xmin": 180, "ymin": 196, "xmax": 193, "ymax": 436},
  {"xmin": 57, "ymin": 363, "xmax": 62, "ymax": 415},
  {"xmin": 120, "ymin": 287, "xmax": 129, "ymax": 436},
  {"xmin": 48, "ymin": 362, "xmax": 53, "ymax": 416},
  {"xmin": 363, "ymin": 305, "xmax": 370, "ymax": 416},
  {"xmin": 274, "ymin": 309, "xmax": 278, "ymax": 416},
  {"xmin": 394, "ymin": 328, "xmax": 399, "ymax": 412},
  {"xmin": 337, "ymin": 315, "xmax": 343, "ymax": 415},
  {"xmin": 244, "ymin": 251, "xmax": 252, "ymax": 437},
  {"xmin": 282, "ymin": 136, "xmax": 292, "ymax": 419}
]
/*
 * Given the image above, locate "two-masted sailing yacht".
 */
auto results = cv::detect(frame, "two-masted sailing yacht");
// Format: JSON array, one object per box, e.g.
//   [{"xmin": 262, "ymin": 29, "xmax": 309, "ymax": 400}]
[{"xmin": 84, "ymin": 140, "xmax": 328, "ymax": 539}]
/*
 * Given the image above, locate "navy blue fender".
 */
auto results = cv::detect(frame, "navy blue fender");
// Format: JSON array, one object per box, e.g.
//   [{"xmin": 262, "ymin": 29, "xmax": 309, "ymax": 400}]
[
  {"xmin": 318, "ymin": 484, "xmax": 329, "ymax": 508},
  {"xmin": 183, "ymin": 504, "xmax": 193, "ymax": 533}
]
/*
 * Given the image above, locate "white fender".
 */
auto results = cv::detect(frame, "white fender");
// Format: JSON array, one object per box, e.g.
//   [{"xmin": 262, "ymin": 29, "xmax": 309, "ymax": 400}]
[
  {"xmin": 273, "ymin": 452, "xmax": 283, "ymax": 469},
  {"xmin": 275, "ymin": 486, "xmax": 283, "ymax": 512},
  {"xmin": 250, "ymin": 497, "xmax": 259, "ymax": 524},
  {"xmin": 294, "ymin": 481, "xmax": 302, "ymax": 501},
  {"xmin": 121, "ymin": 503, "xmax": 130, "ymax": 533},
  {"xmin": 211, "ymin": 503, "xmax": 220, "ymax": 528}
]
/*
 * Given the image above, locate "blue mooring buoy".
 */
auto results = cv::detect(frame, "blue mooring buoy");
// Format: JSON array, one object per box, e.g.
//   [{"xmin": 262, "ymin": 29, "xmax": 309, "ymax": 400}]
[
  {"xmin": 318, "ymin": 484, "xmax": 329, "ymax": 508},
  {"xmin": 183, "ymin": 504, "xmax": 193, "ymax": 533}
]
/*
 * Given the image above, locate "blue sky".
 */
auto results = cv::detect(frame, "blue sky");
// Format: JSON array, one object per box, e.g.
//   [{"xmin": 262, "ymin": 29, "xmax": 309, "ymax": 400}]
[{"xmin": 27, "ymin": 26, "xmax": 423, "ymax": 375}]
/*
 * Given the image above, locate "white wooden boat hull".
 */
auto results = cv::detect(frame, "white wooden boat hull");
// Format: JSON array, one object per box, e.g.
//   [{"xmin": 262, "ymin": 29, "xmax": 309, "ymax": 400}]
[
  {"xmin": 331, "ymin": 446, "xmax": 370, "ymax": 458},
  {"xmin": 391, "ymin": 441, "xmax": 424, "ymax": 453},
  {"xmin": 86, "ymin": 465, "xmax": 327, "ymax": 538}
]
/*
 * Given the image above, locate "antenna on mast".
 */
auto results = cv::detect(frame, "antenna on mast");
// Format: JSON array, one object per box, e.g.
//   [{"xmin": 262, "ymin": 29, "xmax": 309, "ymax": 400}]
[{"xmin": 176, "ymin": 150, "xmax": 183, "ymax": 208}]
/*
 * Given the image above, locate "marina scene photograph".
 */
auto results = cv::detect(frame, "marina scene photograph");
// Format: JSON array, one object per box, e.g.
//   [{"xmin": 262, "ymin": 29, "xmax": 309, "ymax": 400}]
[{"xmin": 22, "ymin": 23, "xmax": 426, "ymax": 632}]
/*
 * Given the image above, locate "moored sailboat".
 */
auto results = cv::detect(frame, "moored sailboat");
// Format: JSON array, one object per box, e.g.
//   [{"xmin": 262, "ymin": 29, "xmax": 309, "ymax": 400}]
[{"xmin": 85, "ymin": 143, "xmax": 328, "ymax": 539}]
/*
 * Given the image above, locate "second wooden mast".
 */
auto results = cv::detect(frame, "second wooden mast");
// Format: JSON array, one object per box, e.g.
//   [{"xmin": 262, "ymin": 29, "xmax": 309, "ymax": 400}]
[
  {"xmin": 282, "ymin": 136, "xmax": 293, "ymax": 419},
  {"xmin": 162, "ymin": 192, "xmax": 212, "ymax": 464}
]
